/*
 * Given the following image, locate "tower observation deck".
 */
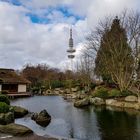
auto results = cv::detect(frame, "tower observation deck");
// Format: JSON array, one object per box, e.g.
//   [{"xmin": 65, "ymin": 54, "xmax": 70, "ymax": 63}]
[{"xmin": 67, "ymin": 28, "xmax": 76, "ymax": 70}]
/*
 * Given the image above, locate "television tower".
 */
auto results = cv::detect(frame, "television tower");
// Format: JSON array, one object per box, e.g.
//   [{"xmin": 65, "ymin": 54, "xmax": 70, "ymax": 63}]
[{"xmin": 67, "ymin": 28, "xmax": 76, "ymax": 71}]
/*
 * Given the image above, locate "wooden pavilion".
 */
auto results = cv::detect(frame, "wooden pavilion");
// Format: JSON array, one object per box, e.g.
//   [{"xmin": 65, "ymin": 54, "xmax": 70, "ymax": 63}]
[{"xmin": 0, "ymin": 68, "xmax": 30, "ymax": 96}]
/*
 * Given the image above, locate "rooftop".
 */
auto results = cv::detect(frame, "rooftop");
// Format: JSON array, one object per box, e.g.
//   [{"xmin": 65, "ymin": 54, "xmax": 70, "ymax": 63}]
[{"xmin": 0, "ymin": 68, "xmax": 30, "ymax": 84}]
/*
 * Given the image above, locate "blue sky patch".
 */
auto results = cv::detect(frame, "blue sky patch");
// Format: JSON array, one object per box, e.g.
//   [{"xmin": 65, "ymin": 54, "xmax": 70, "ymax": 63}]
[
  {"xmin": 57, "ymin": 6, "xmax": 85, "ymax": 21},
  {"xmin": 26, "ymin": 13, "xmax": 50, "ymax": 24},
  {"xmin": 26, "ymin": 6, "xmax": 85, "ymax": 24},
  {"xmin": 1, "ymin": 0, "xmax": 85, "ymax": 24},
  {"xmin": 0, "ymin": 0, "xmax": 22, "ymax": 6}
]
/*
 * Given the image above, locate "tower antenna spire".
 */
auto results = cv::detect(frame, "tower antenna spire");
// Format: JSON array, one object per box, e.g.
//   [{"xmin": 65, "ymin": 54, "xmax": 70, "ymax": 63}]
[{"xmin": 70, "ymin": 28, "xmax": 72, "ymax": 38}]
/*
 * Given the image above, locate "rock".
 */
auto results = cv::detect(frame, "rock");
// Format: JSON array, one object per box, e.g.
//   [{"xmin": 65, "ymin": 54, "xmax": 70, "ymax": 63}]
[
  {"xmin": 74, "ymin": 98, "xmax": 89, "ymax": 107},
  {"xmin": 124, "ymin": 102, "xmax": 135, "ymax": 108},
  {"xmin": 4, "ymin": 112, "xmax": 14, "ymax": 124},
  {"xmin": 39, "ymin": 110, "xmax": 51, "ymax": 118},
  {"xmin": 31, "ymin": 113, "xmax": 38, "ymax": 120},
  {"xmin": 59, "ymin": 90, "xmax": 64, "ymax": 94},
  {"xmin": 65, "ymin": 89, "xmax": 71, "ymax": 94},
  {"xmin": 90, "ymin": 97, "xmax": 105, "ymax": 105},
  {"xmin": 0, "ymin": 112, "xmax": 14, "ymax": 125},
  {"xmin": 134, "ymin": 103, "xmax": 140, "ymax": 110},
  {"xmin": 35, "ymin": 116, "xmax": 51, "ymax": 127},
  {"xmin": 47, "ymin": 89, "xmax": 51, "ymax": 94},
  {"xmin": 43, "ymin": 90, "xmax": 52, "ymax": 95},
  {"xmin": 0, "ymin": 123, "xmax": 33, "ymax": 136},
  {"xmin": 71, "ymin": 94, "xmax": 77, "ymax": 99},
  {"xmin": 63, "ymin": 94, "xmax": 73, "ymax": 101},
  {"xmin": 71, "ymin": 87, "xmax": 78, "ymax": 92},
  {"xmin": 111, "ymin": 101, "xmax": 124, "ymax": 107},
  {"xmin": 31, "ymin": 109, "xmax": 51, "ymax": 127},
  {"xmin": 106, "ymin": 99, "xmax": 140, "ymax": 110},
  {"xmin": 106, "ymin": 99, "xmax": 124, "ymax": 107},
  {"xmin": 54, "ymin": 90, "xmax": 60, "ymax": 94},
  {"xmin": 0, "ymin": 113, "xmax": 5, "ymax": 124},
  {"xmin": 124, "ymin": 102, "xmax": 140, "ymax": 110},
  {"xmin": 76, "ymin": 94, "xmax": 87, "ymax": 99},
  {"xmin": 13, "ymin": 106, "xmax": 28, "ymax": 118},
  {"xmin": 125, "ymin": 96, "xmax": 138, "ymax": 102},
  {"xmin": 106, "ymin": 99, "xmax": 117, "ymax": 106}
]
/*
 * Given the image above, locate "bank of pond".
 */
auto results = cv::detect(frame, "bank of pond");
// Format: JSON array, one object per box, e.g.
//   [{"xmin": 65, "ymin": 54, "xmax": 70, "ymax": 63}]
[{"xmin": 0, "ymin": 91, "xmax": 140, "ymax": 140}]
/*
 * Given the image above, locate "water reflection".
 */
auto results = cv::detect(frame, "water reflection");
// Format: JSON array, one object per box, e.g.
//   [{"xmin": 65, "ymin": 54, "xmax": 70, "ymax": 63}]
[
  {"xmin": 94, "ymin": 106, "xmax": 140, "ymax": 140},
  {"xmin": 11, "ymin": 96, "xmax": 140, "ymax": 140}
]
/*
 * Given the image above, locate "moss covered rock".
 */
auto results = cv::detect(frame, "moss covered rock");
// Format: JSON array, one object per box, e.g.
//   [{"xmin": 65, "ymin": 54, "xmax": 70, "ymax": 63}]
[
  {"xmin": 125, "ymin": 96, "xmax": 138, "ymax": 102},
  {"xmin": 31, "ymin": 109, "xmax": 51, "ymax": 127},
  {"xmin": 90, "ymin": 97, "xmax": 105, "ymax": 105},
  {"xmin": 74, "ymin": 98, "xmax": 89, "ymax": 107},
  {"xmin": 13, "ymin": 106, "xmax": 28, "ymax": 118},
  {"xmin": 0, "ymin": 112, "xmax": 14, "ymax": 125},
  {"xmin": 0, "ymin": 123, "xmax": 33, "ymax": 136}
]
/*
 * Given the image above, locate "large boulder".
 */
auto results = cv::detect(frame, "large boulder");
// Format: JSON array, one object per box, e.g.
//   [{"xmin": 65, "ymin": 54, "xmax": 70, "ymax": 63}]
[
  {"xmin": 125, "ymin": 96, "xmax": 138, "ymax": 102},
  {"xmin": 90, "ymin": 97, "xmax": 105, "ymax": 105},
  {"xmin": 4, "ymin": 112, "xmax": 14, "ymax": 124},
  {"xmin": 13, "ymin": 106, "xmax": 28, "ymax": 118},
  {"xmin": 74, "ymin": 98, "xmax": 89, "ymax": 107},
  {"xmin": 0, "ymin": 123, "xmax": 33, "ymax": 136},
  {"xmin": 106, "ymin": 99, "xmax": 124, "ymax": 107},
  {"xmin": 124, "ymin": 102, "xmax": 140, "ymax": 110},
  {"xmin": 106, "ymin": 99, "xmax": 118, "ymax": 106},
  {"xmin": 0, "ymin": 112, "xmax": 14, "ymax": 125},
  {"xmin": 124, "ymin": 102, "xmax": 136, "ymax": 109},
  {"xmin": 106, "ymin": 99, "xmax": 140, "ymax": 110},
  {"xmin": 31, "ymin": 109, "xmax": 51, "ymax": 127}
]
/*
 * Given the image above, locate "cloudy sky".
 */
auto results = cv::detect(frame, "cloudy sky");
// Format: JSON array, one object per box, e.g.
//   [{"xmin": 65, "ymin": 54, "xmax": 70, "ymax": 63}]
[{"xmin": 0, "ymin": 0, "xmax": 140, "ymax": 70}]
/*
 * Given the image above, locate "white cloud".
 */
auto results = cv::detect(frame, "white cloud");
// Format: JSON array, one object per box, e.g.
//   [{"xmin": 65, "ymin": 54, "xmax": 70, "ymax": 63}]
[{"xmin": 0, "ymin": 0, "xmax": 140, "ymax": 70}]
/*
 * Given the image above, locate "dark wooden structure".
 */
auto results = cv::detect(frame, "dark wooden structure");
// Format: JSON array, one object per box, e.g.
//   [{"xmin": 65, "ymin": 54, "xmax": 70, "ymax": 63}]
[{"xmin": 0, "ymin": 68, "xmax": 30, "ymax": 95}]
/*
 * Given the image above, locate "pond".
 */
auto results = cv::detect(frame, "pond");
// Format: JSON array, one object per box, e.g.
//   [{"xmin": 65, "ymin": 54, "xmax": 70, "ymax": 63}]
[{"xmin": 11, "ymin": 96, "xmax": 140, "ymax": 140}]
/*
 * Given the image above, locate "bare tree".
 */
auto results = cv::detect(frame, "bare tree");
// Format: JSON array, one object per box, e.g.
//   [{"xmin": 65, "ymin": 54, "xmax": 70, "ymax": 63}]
[
  {"xmin": 84, "ymin": 10, "xmax": 140, "ymax": 93},
  {"xmin": 76, "ymin": 53, "xmax": 95, "ymax": 92}
]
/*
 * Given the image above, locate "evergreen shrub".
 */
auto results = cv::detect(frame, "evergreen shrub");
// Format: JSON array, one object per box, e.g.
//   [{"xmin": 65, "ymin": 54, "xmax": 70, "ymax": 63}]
[
  {"xmin": 94, "ymin": 87, "xmax": 109, "ymax": 99},
  {"xmin": 0, "ymin": 94, "xmax": 10, "ymax": 105},
  {"xmin": 108, "ymin": 89, "xmax": 121, "ymax": 98},
  {"xmin": 0, "ymin": 102, "xmax": 10, "ymax": 113}
]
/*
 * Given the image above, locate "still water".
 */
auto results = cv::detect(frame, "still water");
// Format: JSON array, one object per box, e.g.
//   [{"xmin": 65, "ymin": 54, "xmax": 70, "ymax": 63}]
[{"xmin": 11, "ymin": 96, "xmax": 140, "ymax": 140}]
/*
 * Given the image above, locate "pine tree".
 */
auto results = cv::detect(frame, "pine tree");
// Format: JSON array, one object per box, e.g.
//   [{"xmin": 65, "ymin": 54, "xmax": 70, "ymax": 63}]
[{"xmin": 95, "ymin": 17, "xmax": 134, "ymax": 91}]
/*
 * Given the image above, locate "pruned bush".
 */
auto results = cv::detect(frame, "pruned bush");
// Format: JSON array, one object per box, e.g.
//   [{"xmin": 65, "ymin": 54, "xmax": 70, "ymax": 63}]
[
  {"xmin": 0, "ymin": 94, "xmax": 10, "ymax": 105},
  {"xmin": 94, "ymin": 87, "xmax": 109, "ymax": 99},
  {"xmin": 0, "ymin": 102, "xmax": 10, "ymax": 113},
  {"xmin": 108, "ymin": 89, "xmax": 121, "ymax": 98}
]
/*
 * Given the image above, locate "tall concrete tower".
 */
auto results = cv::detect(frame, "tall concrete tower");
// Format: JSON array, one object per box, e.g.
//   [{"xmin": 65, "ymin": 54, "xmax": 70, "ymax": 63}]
[{"xmin": 67, "ymin": 28, "xmax": 76, "ymax": 71}]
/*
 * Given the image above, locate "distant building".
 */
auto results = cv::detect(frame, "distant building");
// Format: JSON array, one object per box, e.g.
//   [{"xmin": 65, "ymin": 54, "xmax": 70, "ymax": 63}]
[{"xmin": 0, "ymin": 68, "xmax": 30, "ymax": 94}]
